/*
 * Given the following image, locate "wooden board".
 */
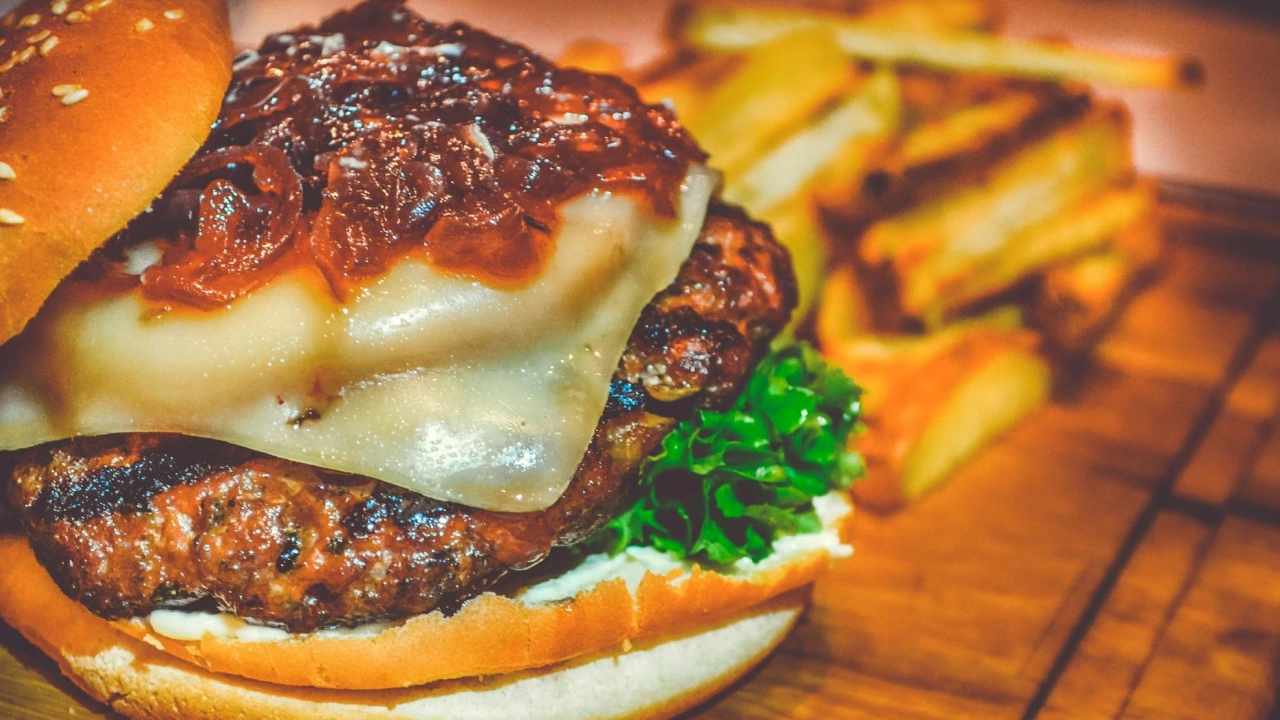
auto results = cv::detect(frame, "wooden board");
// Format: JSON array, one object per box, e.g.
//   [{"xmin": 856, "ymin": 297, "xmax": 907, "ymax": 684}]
[{"xmin": 3, "ymin": 201, "xmax": 1280, "ymax": 718}]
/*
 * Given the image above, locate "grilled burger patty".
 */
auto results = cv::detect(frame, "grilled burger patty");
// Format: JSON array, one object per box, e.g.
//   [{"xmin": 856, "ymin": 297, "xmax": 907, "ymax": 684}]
[{"xmin": 4, "ymin": 205, "xmax": 796, "ymax": 633}]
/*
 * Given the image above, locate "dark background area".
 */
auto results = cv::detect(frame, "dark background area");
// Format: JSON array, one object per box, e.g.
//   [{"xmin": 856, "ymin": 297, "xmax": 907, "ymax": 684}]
[{"xmin": 1182, "ymin": 0, "xmax": 1280, "ymax": 22}]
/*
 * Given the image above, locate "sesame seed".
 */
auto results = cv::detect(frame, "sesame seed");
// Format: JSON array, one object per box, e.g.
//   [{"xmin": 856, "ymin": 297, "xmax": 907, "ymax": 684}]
[
  {"xmin": 50, "ymin": 0, "xmax": 68, "ymax": 16},
  {"xmin": 18, "ymin": 14, "xmax": 40, "ymax": 28},
  {"xmin": 39, "ymin": 36, "xmax": 58, "ymax": 55},
  {"xmin": 27, "ymin": 29, "xmax": 51, "ymax": 43},
  {"xmin": 51, "ymin": 82, "xmax": 79, "ymax": 96},
  {"xmin": 0, "ymin": 107, "xmax": 9, "ymax": 123},
  {"xmin": 0, "ymin": 208, "xmax": 25, "ymax": 225},
  {"xmin": 135, "ymin": 18, "xmax": 154, "ymax": 32},
  {"xmin": 163, "ymin": 8, "xmax": 184, "ymax": 20},
  {"xmin": 0, "ymin": 163, "xmax": 14, "ymax": 180},
  {"xmin": 65, "ymin": 10, "xmax": 87, "ymax": 23},
  {"xmin": 0, "ymin": 47, "xmax": 31, "ymax": 71},
  {"xmin": 61, "ymin": 87, "xmax": 88, "ymax": 105},
  {"xmin": 83, "ymin": 0, "xmax": 112, "ymax": 12}
]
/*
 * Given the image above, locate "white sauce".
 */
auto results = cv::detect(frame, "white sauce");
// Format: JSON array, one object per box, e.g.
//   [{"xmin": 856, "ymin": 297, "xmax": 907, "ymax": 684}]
[{"xmin": 519, "ymin": 492, "xmax": 854, "ymax": 604}]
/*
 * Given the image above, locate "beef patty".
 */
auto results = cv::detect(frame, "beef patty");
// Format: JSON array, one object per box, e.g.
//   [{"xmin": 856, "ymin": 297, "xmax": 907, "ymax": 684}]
[{"xmin": 4, "ymin": 204, "xmax": 796, "ymax": 633}]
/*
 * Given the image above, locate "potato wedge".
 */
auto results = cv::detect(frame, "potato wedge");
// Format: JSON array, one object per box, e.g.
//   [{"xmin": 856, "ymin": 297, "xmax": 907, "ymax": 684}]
[
  {"xmin": 725, "ymin": 68, "xmax": 902, "ymax": 214},
  {"xmin": 830, "ymin": 322, "xmax": 1050, "ymax": 511},
  {"xmin": 671, "ymin": 0, "xmax": 1000, "ymax": 45},
  {"xmin": 687, "ymin": 26, "xmax": 859, "ymax": 176},
  {"xmin": 861, "ymin": 105, "xmax": 1133, "ymax": 319},
  {"xmin": 637, "ymin": 53, "xmax": 740, "ymax": 128},
  {"xmin": 558, "ymin": 39, "xmax": 630, "ymax": 77},
  {"xmin": 758, "ymin": 200, "xmax": 830, "ymax": 329},
  {"xmin": 899, "ymin": 91, "xmax": 1047, "ymax": 170},
  {"xmin": 950, "ymin": 180, "xmax": 1157, "ymax": 308},
  {"xmin": 815, "ymin": 266, "xmax": 872, "ymax": 351},
  {"xmin": 675, "ymin": 1, "xmax": 1201, "ymax": 89},
  {"xmin": 857, "ymin": 0, "xmax": 1001, "ymax": 34},
  {"xmin": 1033, "ymin": 208, "xmax": 1162, "ymax": 355}
]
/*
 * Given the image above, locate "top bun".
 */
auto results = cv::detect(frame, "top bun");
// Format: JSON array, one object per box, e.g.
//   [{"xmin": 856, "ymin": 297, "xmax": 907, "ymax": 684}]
[{"xmin": 0, "ymin": 0, "xmax": 233, "ymax": 345}]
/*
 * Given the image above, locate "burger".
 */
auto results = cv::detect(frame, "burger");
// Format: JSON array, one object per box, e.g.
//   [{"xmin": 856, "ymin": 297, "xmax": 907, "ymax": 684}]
[{"xmin": 0, "ymin": 1, "xmax": 863, "ymax": 718}]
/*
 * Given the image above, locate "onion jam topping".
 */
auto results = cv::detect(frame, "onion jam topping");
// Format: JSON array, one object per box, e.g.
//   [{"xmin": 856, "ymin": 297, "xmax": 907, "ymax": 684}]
[{"xmin": 107, "ymin": 0, "xmax": 704, "ymax": 308}]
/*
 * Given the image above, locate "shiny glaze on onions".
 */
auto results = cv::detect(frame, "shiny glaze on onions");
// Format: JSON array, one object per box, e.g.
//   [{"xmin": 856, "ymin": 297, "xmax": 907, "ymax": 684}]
[{"xmin": 105, "ymin": 0, "xmax": 705, "ymax": 308}]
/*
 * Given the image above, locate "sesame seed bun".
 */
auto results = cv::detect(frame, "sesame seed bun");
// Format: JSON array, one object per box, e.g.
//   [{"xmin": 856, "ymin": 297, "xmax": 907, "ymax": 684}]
[{"xmin": 0, "ymin": 0, "xmax": 233, "ymax": 346}]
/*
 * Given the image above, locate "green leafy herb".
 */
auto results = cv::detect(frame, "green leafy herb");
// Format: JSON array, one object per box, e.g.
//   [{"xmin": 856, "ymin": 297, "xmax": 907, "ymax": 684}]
[{"xmin": 596, "ymin": 343, "xmax": 864, "ymax": 565}]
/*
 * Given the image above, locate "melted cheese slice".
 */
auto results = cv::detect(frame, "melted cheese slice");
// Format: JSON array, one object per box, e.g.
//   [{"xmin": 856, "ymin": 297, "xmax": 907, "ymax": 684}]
[{"xmin": 0, "ymin": 167, "xmax": 717, "ymax": 512}]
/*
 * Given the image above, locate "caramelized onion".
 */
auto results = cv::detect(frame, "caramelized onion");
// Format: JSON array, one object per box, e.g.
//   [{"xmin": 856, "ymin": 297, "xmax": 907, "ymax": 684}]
[
  {"xmin": 109, "ymin": 0, "xmax": 704, "ymax": 307},
  {"xmin": 140, "ymin": 146, "xmax": 304, "ymax": 307}
]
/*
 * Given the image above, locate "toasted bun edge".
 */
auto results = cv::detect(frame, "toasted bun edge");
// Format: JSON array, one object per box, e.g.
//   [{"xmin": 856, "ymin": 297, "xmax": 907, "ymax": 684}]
[{"xmin": 0, "ymin": 531, "xmax": 807, "ymax": 720}]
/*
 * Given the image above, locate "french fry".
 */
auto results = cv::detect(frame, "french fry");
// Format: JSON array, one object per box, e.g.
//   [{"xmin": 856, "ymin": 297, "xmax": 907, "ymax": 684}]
[
  {"xmin": 637, "ymin": 53, "xmax": 739, "ymax": 127},
  {"xmin": 1032, "ymin": 208, "xmax": 1162, "ymax": 354},
  {"xmin": 557, "ymin": 39, "xmax": 630, "ymax": 77},
  {"xmin": 824, "ymin": 84, "xmax": 1094, "ymax": 229},
  {"xmin": 899, "ymin": 91, "xmax": 1047, "ymax": 170},
  {"xmin": 950, "ymin": 180, "xmax": 1156, "ymax": 307},
  {"xmin": 857, "ymin": 0, "xmax": 1000, "ymax": 34},
  {"xmin": 675, "ymin": 1, "xmax": 1201, "ymax": 89},
  {"xmin": 861, "ymin": 106, "xmax": 1134, "ymax": 319},
  {"xmin": 758, "ymin": 200, "xmax": 830, "ymax": 329},
  {"xmin": 724, "ymin": 68, "xmax": 902, "ymax": 214},
  {"xmin": 671, "ymin": 0, "xmax": 1000, "ymax": 46},
  {"xmin": 829, "ymin": 319, "xmax": 1050, "ymax": 511},
  {"xmin": 897, "ymin": 68, "xmax": 1027, "ymax": 127},
  {"xmin": 815, "ymin": 266, "xmax": 872, "ymax": 351},
  {"xmin": 683, "ymin": 26, "xmax": 859, "ymax": 176}
]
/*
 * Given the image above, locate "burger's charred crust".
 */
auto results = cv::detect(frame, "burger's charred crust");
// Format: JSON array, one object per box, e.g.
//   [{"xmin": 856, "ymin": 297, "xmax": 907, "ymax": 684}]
[
  {"xmin": 619, "ymin": 204, "xmax": 798, "ymax": 408},
  {"xmin": 20, "ymin": 436, "xmax": 252, "ymax": 525},
  {"xmin": 6, "ymin": 205, "xmax": 795, "ymax": 632},
  {"xmin": 11, "ymin": 436, "xmax": 510, "ymax": 627}
]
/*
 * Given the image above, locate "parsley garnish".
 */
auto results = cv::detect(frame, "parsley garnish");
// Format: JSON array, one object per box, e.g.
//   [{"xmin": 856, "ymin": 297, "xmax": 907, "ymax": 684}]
[{"xmin": 597, "ymin": 343, "xmax": 863, "ymax": 565}]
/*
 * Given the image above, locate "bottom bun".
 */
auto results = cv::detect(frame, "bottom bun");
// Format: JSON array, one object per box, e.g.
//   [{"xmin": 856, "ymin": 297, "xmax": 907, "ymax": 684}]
[{"xmin": 0, "ymin": 535, "xmax": 806, "ymax": 720}]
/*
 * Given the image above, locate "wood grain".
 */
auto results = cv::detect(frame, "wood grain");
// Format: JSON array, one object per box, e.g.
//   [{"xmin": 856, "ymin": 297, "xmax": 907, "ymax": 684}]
[
  {"xmin": 1241, "ymin": 428, "xmax": 1280, "ymax": 514},
  {"xmin": 1122, "ymin": 518, "xmax": 1280, "ymax": 720},
  {"xmin": 1038, "ymin": 511, "xmax": 1213, "ymax": 720},
  {"xmin": 3, "ymin": 204, "xmax": 1280, "ymax": 719},
  {"xmin": 1173, "ymin": 334, "xmax": 1280, "ymax": 508},
  {"xmin": 693, "ymin": 204, "xmax": 1280, "ymax": 718}
]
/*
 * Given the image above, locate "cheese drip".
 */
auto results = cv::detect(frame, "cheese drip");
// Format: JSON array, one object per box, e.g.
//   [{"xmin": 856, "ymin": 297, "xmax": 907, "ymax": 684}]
[{"xmin": 0, "ymin": 168, "xmax": 717, "ymax": 512}]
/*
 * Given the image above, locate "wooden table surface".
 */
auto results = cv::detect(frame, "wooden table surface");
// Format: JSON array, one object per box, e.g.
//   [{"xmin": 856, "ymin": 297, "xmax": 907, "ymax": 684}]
[{"xmin": 3, "ymin": 197, "xmax": 1280, "ymax": 719}]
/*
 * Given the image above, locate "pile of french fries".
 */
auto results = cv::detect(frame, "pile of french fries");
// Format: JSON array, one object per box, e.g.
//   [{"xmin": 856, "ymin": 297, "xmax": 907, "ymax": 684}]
[{"xmin": 561, "ymin": 0, "xmax": 1196, "ymax": 511}]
